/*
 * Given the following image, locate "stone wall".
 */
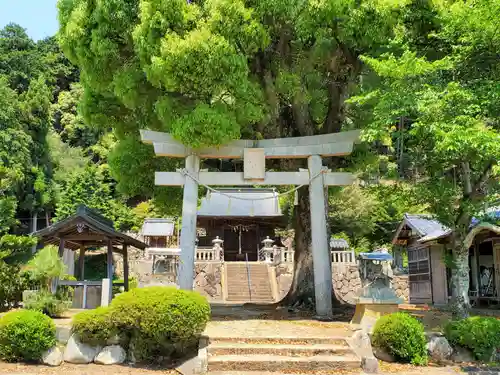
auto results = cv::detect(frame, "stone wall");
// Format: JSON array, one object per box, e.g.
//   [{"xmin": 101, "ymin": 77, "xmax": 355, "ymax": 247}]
[
  {"xmin": 392, "ymin": 275, "xmax": 409, "ymax": 302},
  {"xmin": 273, "ymin": 263, "xmax": 410, "ymax": 304},
  {"xmin": 275, "ymin": 264, "xmax": 294, "ymax": 300},
  {"xmin": 332, "ymin": 264, "xmax": 361, "ymax": 304},
  {"xmin": 194, "ymin": 262, "xmax": 223, "ymax": 300}
]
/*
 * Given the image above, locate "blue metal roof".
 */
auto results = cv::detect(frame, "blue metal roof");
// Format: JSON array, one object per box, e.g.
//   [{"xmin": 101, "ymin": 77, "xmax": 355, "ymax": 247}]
[{"xmin": 358, "ymin": 253, "xmax": 393, "ymax": 261}]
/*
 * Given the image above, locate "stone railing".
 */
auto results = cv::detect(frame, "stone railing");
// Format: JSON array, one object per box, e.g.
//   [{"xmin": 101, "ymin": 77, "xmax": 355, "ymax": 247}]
[
  {"xmin": 280, "ymin": 248, "xmax": 295, "ymax": 264},
  {"xmin": 195, "ymin": 237, "xmax": 224, "ymax": 262},
  {"xmin": 331, "ymin": 250, "xmax": 356, "ymax": 264}
]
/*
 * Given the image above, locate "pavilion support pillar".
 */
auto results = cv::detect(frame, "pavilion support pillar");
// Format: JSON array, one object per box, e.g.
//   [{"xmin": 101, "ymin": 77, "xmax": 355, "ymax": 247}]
[
  {"xmin": 52, "ymin": 239, "xmax": 66, "ymax": 294},
  {"xmin": 308, "ymin": 155, "xmax": 333, "ymax": 320},
  {"xmin": 105, "ymin": 239, "xmax": 113, "ymax": 305},
  {"xmin": 123, "ymin": 243, "xmax": 129, "ymax": 292},
  {"xmin": 79, "ymin": 245, "xmax": 85, "ymax": 281},
  {"xmin": 179, "ymin": 155, "xmax": 200, "ymax": 290}
]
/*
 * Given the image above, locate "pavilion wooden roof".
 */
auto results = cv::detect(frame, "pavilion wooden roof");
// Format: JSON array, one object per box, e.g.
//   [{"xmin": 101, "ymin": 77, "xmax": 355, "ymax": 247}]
[{"xmin": 32, "ymin": 205, "xmax": 146, "ymax": 251}]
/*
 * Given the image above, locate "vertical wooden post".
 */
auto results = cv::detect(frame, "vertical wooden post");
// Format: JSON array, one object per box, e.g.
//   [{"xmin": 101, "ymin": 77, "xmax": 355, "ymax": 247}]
[
  {"xmin": 106, "ymin": 239, "xmax": 113, "ymax": 304},
  {"xmin": 178, "ymin": 154, "xmax": 200, "ymax": 290},
  {"xmin": 123, "ymin": 243, "xmax": 129, "ymax": 292},
  {"xmin": 308, "ymin": 155, "xmax": 333, "ymax": 319},
  {"xmin": 52, "ymin": 238, "xmax": 66, "ymax": 293},
  {"xmin": 79, "ymin": 244, "xmax": 85, "ymax": 281}
]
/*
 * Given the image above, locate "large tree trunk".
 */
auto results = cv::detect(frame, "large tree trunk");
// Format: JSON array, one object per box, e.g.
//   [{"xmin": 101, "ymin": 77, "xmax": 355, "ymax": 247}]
[
  {"xmin": 450, "ymin": 232, "xmax": 470, "ymax": 319},
  {"xmin": 280, "ymin": 186, "xmax": 340, "ymax": 310}
]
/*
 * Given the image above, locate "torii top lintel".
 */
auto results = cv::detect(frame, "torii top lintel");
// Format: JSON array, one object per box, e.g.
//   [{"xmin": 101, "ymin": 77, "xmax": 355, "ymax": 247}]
[{"xmin": 140, "ymin": 130, "xmax": 361, "ymax": 159}]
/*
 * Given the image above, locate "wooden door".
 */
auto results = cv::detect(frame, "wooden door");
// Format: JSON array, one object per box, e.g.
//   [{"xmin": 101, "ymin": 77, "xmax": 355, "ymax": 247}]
[
  {"xmin": 408, "ymin": 244, "xmax": 432, "ymax": 304},
  {"xmin": 430, "ymin": 245, "xmax": 448, "ymax": 305}
]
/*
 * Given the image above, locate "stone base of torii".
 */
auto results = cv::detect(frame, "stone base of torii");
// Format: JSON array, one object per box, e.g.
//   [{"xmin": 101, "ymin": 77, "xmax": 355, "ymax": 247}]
[{"xmin": 141, "ymin": 130, "xmax": 360, "ymax": 319}]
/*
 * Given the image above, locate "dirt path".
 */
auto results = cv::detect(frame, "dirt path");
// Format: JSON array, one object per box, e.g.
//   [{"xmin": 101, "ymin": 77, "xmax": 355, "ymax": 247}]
[{"xmin": 0, "ymin": 362, "xmax": 177, "ymax": 375}]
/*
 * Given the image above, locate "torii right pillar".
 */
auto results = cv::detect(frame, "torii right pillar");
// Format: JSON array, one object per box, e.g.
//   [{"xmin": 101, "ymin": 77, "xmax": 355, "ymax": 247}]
[{"xmin": 308, "ymin": 155, "xmax": 333, "ymax": 320}]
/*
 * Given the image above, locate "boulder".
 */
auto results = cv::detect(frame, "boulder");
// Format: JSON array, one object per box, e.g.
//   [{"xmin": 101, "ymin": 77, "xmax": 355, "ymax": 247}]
[
  {"xmin": 451, "ymin": 346, "xmax": 474, "ymax": 363},
  {"xmin": 42, "ymin": 347, "xmax": 63, "ymax": 366},
  {"xmin": 361, "ymin": 356, "xmax": 379, "ymax": 373},
  {"xmin": 63, "ymin": 334, "xmax": 101, "ymax": 364},
  {"xmin": 94, "ymin": 345, "xmax": 126, "ymax": 365},
  {"xmin": 427, "ymin": 336, "xmax": 452, "ymax": 362},
  {"xmin": 373, "ymin": 347, "xmax": 396, "ymax": 363}
]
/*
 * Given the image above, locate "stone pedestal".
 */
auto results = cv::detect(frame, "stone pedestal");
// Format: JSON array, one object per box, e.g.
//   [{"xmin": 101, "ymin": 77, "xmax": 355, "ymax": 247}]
[{"xmin": 350, "ymin": 298, "xmax": 401, "ymax": 332}]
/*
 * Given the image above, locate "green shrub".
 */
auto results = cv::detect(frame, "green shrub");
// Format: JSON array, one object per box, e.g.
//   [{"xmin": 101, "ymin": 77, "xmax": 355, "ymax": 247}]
[
  {"xmin": 372, "ymin": 312, "xmax": 428, "ymax": 365},
  {"xmin": 112, "ymin": 277, "xmax": 138, "ymax": 296},
  {"xmin": 0, "ymin": 262, "xmax": 26, "ymax": 311},
  {"xmin": 69, "ymin": 287, "xmax": 210, "ymax": 362},
  {"xmin": 24, "ymin": 290, "xmax": 71, "ymax": 318},
  {"xmin": 72, "ymin": 306, "xmax": 117, "ymax": 346},
  {"xmin": 0, "ymin": 309, "xmax": 56, "ymax": 362},
  {"xmin": 445, "ymin": 316, "xmax": 500, "ymax": 361},
  {"xmin": 111, "ymin": 287, "xmax": 210, "ymax": 362}
]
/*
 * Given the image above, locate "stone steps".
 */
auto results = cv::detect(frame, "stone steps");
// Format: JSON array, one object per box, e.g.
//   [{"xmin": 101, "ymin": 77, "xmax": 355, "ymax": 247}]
[
  {"xmin": 225, "ymin": 263, "xmax": 274, "ymax": 302},
  {"xmin": 208, "ymin": 354, "xmax": 360, "ymax": 372},
  {"xmin": 206, "ymin": 336, "xmax": 361, "ymax": 373},
  {"xmin": 208, "ymin": 342, "xmax": 352, "ymax": 356}
]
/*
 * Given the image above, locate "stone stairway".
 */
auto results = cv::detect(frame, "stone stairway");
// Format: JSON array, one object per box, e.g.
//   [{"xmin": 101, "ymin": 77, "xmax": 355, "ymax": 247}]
[
  {"xmin": 225, "ymin": 262, "xmax": 274, "ymax": 302},
  {"xmin": 206, "ymin": 335, "xmax": 361, "ymax": 374}
]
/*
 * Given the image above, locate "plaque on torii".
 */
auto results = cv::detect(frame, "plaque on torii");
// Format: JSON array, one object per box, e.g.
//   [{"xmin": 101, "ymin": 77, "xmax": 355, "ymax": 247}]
[{"xmin": 141, "ymin": 129, "xmax": 360, "ymax": 319}]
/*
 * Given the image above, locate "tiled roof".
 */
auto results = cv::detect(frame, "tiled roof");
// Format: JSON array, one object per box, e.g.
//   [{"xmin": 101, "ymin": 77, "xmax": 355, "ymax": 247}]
[
  {"xmin": 403, "ymin": 214, "xmax": 451, "ymax": 240},
  {"xmin": 330, "ymin": 238, "xmax": 349, "ymax": 249},
  {"xmin": 142, "ymin": 218, "xmax": 175, "ymax": 236},
  {"xmin": 198, "ymin": 188, "xmax": 282, "ymax": 217}
]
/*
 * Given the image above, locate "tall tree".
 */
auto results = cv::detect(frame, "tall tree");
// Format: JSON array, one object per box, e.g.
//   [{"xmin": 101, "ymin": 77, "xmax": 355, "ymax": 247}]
[
  {"xmin": 58, "ymin": 0, "xmax": 476, "ymax": 309},
  {"xmin": 351, "ymin": 0, "xmax": 500, "ymax": 317}
]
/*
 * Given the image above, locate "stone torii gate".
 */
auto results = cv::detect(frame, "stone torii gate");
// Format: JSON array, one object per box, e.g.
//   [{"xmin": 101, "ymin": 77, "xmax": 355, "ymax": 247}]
[{"xmin": 141, "ymin": 129, "xmax": 360, "ymax": 318}]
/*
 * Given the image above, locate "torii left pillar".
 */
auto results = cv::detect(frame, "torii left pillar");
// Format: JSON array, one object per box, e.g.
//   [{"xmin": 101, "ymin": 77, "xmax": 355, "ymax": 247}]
[{"xmin": 178, "ymin": 155, "xmax": 200, "ymax": 290}]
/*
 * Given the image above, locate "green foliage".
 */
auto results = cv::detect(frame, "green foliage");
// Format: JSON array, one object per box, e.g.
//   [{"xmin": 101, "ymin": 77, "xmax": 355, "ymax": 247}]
[
  {"xmin": 23, "ymin": 290, "xmax": 71, "ymax": 318},
  {"xmin": 445, "ymin": 317, "xmax": 500, "ymax": 361},
  {"xmin": 72, "ymin": 287, "xmax": 210, "ymax": 361},
  {"xmin": 0, "ymin": 309, "xmax": 56, "ymax": 362},
  {"xmin": 72, "ymin": 307, "xmax": 117, "ymax": 346},
  {"xmin": 372, "ymin": 312, "xmax": 428, "ymax": 365},
  {"xmin": 24, "ymin": 245, "xmax": 66, "ymax": 290},
  {"xmin": 113, "ymin": 277, "xmax": 138, "ymax": 296},
  {"xmin": 0, "ymin": 262, "xmax": 27, "ymax": 311}
]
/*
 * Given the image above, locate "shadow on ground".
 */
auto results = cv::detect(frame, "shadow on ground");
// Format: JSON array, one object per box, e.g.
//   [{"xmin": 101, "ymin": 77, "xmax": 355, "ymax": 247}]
[{"xmin": 209, "ymin": 302, "xmax": 355, "ymax": 322}]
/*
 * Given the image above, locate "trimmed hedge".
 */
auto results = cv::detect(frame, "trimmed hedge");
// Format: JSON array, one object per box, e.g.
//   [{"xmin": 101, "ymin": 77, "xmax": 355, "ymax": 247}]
[
  {"xmin": 445, "ymin": 316, "xmax": 500, "ymax": 361},
  {"xmin": 72, "ymin": 287, "xmax": 211, "ymax": 362},
  {"xmin": 372, "ymin": 312, "xmax": 428, "ymax": 365},
  {"xmin": 0, "ymin": 310, "xmax": 56, "ymax": 362},
  {"xmin": 72, "ymin": 306, "xmax": 117, "ymax": 346}
]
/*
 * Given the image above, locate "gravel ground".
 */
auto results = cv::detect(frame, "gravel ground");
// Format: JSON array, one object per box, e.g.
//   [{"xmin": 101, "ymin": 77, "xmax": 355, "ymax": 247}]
[{"xmin": 0, "ymin": 362, "xmax": 178, "ymax": 375}]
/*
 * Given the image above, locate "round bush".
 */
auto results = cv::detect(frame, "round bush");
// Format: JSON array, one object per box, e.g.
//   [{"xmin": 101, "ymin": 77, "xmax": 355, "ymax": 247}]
[
  {"xmin": 109, "ymin": 287, "xmax": 211, "ymax": 361},
  {"xmin": 72, "ymin": 306, "xmax": 117, "ymax": 346},
  {"xmin": 0, "ymin": 309, "xmax": 56, "ymax": 362},
  {"xmin": 372, "ymin": 312, "xmax": 428, "ymax": 365},
  {"xmin": 445, "ymin": 316, "xmax": 500, "ymax": 360}
]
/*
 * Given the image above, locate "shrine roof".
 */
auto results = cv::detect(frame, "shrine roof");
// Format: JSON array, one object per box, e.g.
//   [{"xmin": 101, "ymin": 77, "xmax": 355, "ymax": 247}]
[
  {"xmin": 142, "ymin": 218, "xmax": 175, "ymax": 236},
  {"xmin": 32, "ymin": 205, "xmax": 147, "ymax": 250},
  {"xmin": 198, "ymin": 188, "xmax": 282, "ymax": 217}
]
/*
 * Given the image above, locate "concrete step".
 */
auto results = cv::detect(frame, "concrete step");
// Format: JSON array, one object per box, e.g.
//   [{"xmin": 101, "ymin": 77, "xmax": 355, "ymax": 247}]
[
  {"xmin": 209, "ymin": 336, "xmax": 349, "ymax": 345},
  {"xmin": 208, "ymin": 354, "xmax": 360, "ymax": 372},
  {"xmin": 208, "ymin": 343, "xmax": 352, "ymax": 356}
]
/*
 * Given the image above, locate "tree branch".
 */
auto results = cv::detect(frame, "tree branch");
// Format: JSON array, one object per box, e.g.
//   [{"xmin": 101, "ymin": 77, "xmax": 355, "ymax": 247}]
[{"xmin": 455, "ymin": 160, "xmax": 495, "ymax": 228}]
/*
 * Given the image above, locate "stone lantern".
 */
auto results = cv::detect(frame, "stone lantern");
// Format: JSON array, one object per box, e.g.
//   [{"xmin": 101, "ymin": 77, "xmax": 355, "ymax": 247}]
[
  {"xmin": 212, "ymin": 236, "xmax": 224, "ymax": 261},
  {"xmin": 261, "ymin": 236, "xmax": 274, "ymax": 263}
]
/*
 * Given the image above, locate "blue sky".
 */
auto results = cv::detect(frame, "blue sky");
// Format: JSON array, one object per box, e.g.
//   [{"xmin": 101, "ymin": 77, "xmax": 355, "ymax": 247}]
[{"xmin": 0, "ymin": 0, "xmax": 59, "ymax": 41}]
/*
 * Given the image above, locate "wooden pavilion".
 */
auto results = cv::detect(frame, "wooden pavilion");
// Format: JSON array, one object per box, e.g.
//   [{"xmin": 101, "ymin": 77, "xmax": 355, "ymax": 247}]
[{"xmin": 32, "ymin": 205, "xmax": 146, "ymax": 305}]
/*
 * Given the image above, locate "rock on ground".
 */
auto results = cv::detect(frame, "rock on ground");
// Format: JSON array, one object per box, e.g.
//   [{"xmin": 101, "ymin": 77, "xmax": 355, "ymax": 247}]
[
  {"xmin": 427, "ymin": 336, "xmax": 453, "ymax": 362},
  {"xmin": 63, "ymin": 334, "xmax": 101, "ymax": 364},
  {"xmin": 94, "ymin": 345, "xmax": 126, "ymax": 365},
  {"xmin": 42, "ymin": 346, "xmax": 63, "ymax": 366},
  {"xmin": 373, "ymin": 347, "xmax": 396, "ymax": 363},
  {"xmin": 450, "ymin": 346, "xmax": 474, "ymax": 363}
]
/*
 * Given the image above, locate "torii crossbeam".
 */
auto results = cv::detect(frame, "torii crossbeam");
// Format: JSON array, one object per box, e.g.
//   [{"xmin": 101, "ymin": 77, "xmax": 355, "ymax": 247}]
[{"xmin": 141, "ymin": 129, "xmax": 360, "ymax": 319}]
